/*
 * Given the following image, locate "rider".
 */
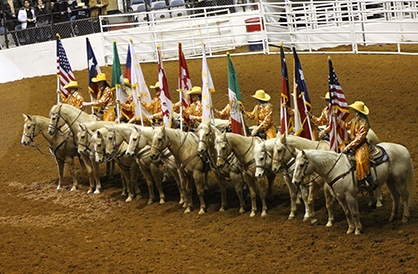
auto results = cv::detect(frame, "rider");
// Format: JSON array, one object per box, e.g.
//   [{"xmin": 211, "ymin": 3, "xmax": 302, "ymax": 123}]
[
  {"xmin": 116, "ymin": 78, "xmax": 135, "ymax": 122},
  {"xmin": 140, "ymin": 81, "xmax": 162, "ymax": 125},
  {"xmin": 183, "ymin": 86, "xmax": 203, "ymax": 129},
  {"xmin": 339, "ymin": 101, "xmax": 375, "ymax": 191},
  {"xmin": 243, "ymin": 89, "xmax": 276, "ymax": 139},
  {"xmin": 61, "ymin": 81, "xmax": 85, "ymax": 110},
  {"xmin": 309, "ymin": 92, "xmax": 330, "ymax": 140},
  {"xmin": 83, "ymin": 73, "xmax": 116, "ymax": 121}
]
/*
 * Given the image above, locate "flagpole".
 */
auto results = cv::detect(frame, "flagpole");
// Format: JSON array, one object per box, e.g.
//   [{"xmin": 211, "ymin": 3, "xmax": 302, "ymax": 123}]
[
  {"xmin": 240, "ymin": 110, "xmax": 247, "ymax": 136},
  {"xmin": 116, "ymin": 86, "xmax": 121, "ymax": 123},
  {"xmin": 56, "ymin": 75, "xmax": 60, "ymax": 104},
  {"xmin": 89, "ymin": 93, "xmax": 94, "ymax": 114},
  {"xmin": 136, "ymin": 85, "xmax": 144, "ymax": 126},
  {"xmin": 179, "ymin": 43, "xmax": 183, "ymax": 131}
]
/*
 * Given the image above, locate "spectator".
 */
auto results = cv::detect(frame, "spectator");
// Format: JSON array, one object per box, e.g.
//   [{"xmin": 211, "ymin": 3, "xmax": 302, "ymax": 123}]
[
  {"xmin": 51, "ymin": 0, "xmax": 72, "ymax": 37},
  {"xmin": 69, "ymin": 0, "xmax": 89, "ymax": 20},
  {"xmin": 35, "ymin": 0, "xmax": 51, "ymax": 41},
  {"xmin": 17, "ymin": 0, "xmax": 36, "ymax": 44},
  {"xmin": 89, "ymin": 0, "xmax": 107, "ymax": 17}
]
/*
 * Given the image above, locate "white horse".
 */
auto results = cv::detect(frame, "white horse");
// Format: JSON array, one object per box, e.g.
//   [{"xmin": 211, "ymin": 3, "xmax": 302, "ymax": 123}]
[
  {"xmin": 124, "ymin": 125, "xmax": 185, "ymax": 205},
  {"xmin": 215, "ymin": 132, "xmax": 275, "ymax": 217},
  {"xmin": 21, "ymin": 114, "xmax": 80, "ymax": 190},
  {"xmin": 91, "ymin": 126, "xmax": 141, "ymax": 202},
  {"xmin": 197, "ymin": 123, "xmax": 247, "ymax": 214},
  {"xmin": 292, "ymin": 144, "xmax": 414, "ymax": 235},
  {"xmin": 150, "ymin": 126, "xmax": 212, "ymax": 214}
]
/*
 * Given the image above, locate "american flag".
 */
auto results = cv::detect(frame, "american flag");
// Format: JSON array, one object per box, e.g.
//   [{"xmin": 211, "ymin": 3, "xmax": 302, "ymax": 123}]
[
  {"xmin": 56, "ymin": 35, "xmax": 75, "ymax": 99},
  {"xmin": 328, "ymin": 58, "xmax": 350, "ymax": 152}
]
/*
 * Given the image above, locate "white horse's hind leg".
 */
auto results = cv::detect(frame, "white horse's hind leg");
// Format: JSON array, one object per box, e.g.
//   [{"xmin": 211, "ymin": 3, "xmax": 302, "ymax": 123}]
[
  {"xmin": 337, "ymin": 197, "xmax": 355, "ymax": 234},
  {"xmin": 346, "ymin": 193, "xmax": 362, "ymax": 235},
  {"xmin": 386, "ymin": 180, "xmax": 401, "ymax": 222},
  {"xmin": 307, "ymin": 182, "xmax": 319, "ymax": 225}
]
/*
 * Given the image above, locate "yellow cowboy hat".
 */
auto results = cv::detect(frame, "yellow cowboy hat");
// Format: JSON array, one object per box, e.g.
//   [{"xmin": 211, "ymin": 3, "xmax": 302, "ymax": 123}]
[
  {"xmin": 187, "ymin": 86, "xmax": 202, "ymax": 94},
  {"xmin": 63, "ymin": 81, "xmax": 80, "ymax": 89},
  {"xmin": 252, "ymin": 89, "xmax": 271, "ymax": 101},
  {"xmin": 123, "ymin": 78, "xmax": 131, "ymax": 88},
  {"xmin": 92, "ymin": 73, "xmax": 107, "ymax": 82},
  {"xmin": 150, "ymin": 82, "xmax": 160, "ymax": 89},
  {"xmin": 323, "ymin": 92, "xmax": 330, "ymax": 100},
  {"xmin": 349, "ymin": 101, "xmax": 369, "ymax": 115}
]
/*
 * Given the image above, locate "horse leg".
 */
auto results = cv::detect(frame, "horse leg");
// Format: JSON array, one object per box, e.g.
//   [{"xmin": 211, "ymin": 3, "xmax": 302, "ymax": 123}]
[
  {"xmin": 307, "ymin": 182, "xmax": 320, "ymax": 225},
  {"xmin": 150, "ymin": 162, "xmax": 165, "ymax": 204},
  {"xmin": 92, "ymin": 160, "xmax": 101, "ymax": 194},
  {"xmin": 337, "ymin": 196, "xmax": 356, "ymax": 234},
  {"xmin": 299, "ymin": 185, "xmax": 310, "ymax": 223},
  {"xmin": 257, "ymin": 177, "xmax": 269, "ymax": 217},
  {"xmin": 66, "ymin": 156, "xmax": 78, "ymax": 191},
  {"xmin": 82, "ymin": 155, "xmax": 95, "ymax": 194},
  {"xmin": 184, "ymin": 175, "xmax": 194, "ymax": 214},
  {"xmin": 193, "ymin": 170, "xmax": 206, "ymax": 215},
  {"xmin": 346, "ymin": 192, "xmax": 362, "ymax": 235},
  {"xmin": 245, "ymin": 175, "xmax": 257, "ymax": 217},
  {"xmin": 215, "ymin": 172, "xmax": 227, "ymax": 212},
  {"xmin": 324, "ymin": 184, "xmax": 335, "ymax": 227},
  {"xmin": 231, "ymin": 172, "xmax": 246, "ymax": 214},
  {"xmin": 283, "ymin": 175, "xmax": 298, "ymax": 220},
  {"xmin": 120, "ymin": 173, "xmax": 128, "ymax": 197},
  {"xmin": 55, "ymin": 158, "xmax": 65, "ymax": 190},
  {"xmin": 386, "ymin": 180, "xmax": 401, "ymax": 222},
  {"xmin": 169, "ymin": 168, "xmax": 185, "ymax": 205},
  {"xmin": 119, "ymin": 167, "xmax": 133, "ymax": 202},
  {"xmin": 131, "ymin": 163, "xmax": 142, "ymax": 200},
  {"xmin": 138, "ymin": 164, "xmax": 156, "ymax": 205}
]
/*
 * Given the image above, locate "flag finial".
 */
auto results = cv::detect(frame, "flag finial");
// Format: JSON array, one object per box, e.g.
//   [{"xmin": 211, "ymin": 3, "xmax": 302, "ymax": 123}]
[
  {"xmin": 129, "ymin": 39, "xmax": 133, "ymax": 43},
  {"xmin": 56, "ymin": 33, "xmax": 61, "ymax": 39},
  {"xmin": 328, "ymin": 56, "xmax": 332, "ymax": 61},
  {"xmin": 280, "ymin": 42, "xmax": 283, "ymax": 47}
]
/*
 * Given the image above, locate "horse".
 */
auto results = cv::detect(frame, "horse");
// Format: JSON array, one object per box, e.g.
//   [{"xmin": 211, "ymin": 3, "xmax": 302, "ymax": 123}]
[
  {"xmin": 124, "ymin": 125, "xmax": 185, "ymax": 205},
  {"xmin": 292, "ymin": 144, "xmax": 414, "ymax": 235},
  {"xmin": 90, "ymin": 126, "xmax": 141, "ymax": 202},
  {"xmin": 197, "ymin": 122, "xmax": 247, "ymax": 214},
  {"xmin": 215, "ymin": 131, "xmax": 275, "ymax": 217},
  {"xmin": 21, "ymin": 114, "xmax": 80, "ymax": 190},
  {"xmin": 149, "ymin": 126, "xmax": 214, "ymax": 214}
]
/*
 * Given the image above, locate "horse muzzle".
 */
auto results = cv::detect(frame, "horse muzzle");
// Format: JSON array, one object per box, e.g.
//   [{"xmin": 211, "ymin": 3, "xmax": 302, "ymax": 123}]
[
  {"xmin": 126, "ymin": 151, "xmax": 135, "ymax": 158},
  {"xmin": 150, "ymin": 153, "xmax": 159, "ymax": 161}
]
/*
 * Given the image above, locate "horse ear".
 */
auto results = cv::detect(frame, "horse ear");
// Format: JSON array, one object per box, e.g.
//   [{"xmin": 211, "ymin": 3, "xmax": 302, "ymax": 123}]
[
  {"xmin": 23, "ymin": 114, "xmax": 31, "ymax": 121},
  {"xmin": 97, "ymin": 131, "xmax": 102, "ymax": 138},
  {"xmin": 280, "ymin": 133, "xmax": 286, "ymax": 144},
  {"xmin": 222, "ymin": 130, "xmax": 227, "ymax": 138},
  {"xmin": 80, "ymin": 124, "xmax": 86, "ymax": 131},
  {"xmin": 295, "ymin": 148, "xmax": 301, "ymax": 155}
]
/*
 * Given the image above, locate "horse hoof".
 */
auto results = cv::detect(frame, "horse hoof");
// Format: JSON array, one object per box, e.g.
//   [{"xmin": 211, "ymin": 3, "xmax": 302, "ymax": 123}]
[
  {"xmin": 184, "ymin": 208, "xmax": 191, "ymax": 214},
  {"xmin": 121, "ymin": 192, "xmax": 127, "ymax": 197},
  {"xmin": 87, "ymin": 189, "xmax": 92, "ymax": 194},
  {"xmin": 311, "ymin": 219, "xmax": 319, "ymax": 226},
  {"xmin": 355, "ymin": 230, "xmax": 362, "ymax": 236},
  {"xmin": 326, "ymin": 221, "xmax": 333, "ymax": 227},
  {"xmin": 198, "ymin": 209, "xmax": 205, "ymax": 215},
  {"xmin": 346, "ymin": 228, "xmax": 355, "ymax": 234},
  {"xmin": 125, "ymin": 197, "xmax": 133, "ymax": 202},
  {"xmin": 261, "ymin": 212, "xmax": 267, "ymax": 217},
  {"xmin": 288, "ymin": 214, "xmax": 295, "ymax": 220},
  {"xmin": 250, "ymin": 211, "xmax": 256, "ymax": 218},
  {"xmin": 239, "ymin": 208, "xmax": 246, "ymax": 215},
  {"xmin": 303, "ymin": 216, "xmax": 310, "ymax": 223},
  {"xmin": 402, "ymin": 217, "xmax": 409, "ymax": 223},
  {"xmin": 70, "ymin": 187, "xmax": 77, "ymax": 191},
  {"xmin": 147, "ymin": 199, "xmax": 153, "ymax": 205},
  {"xmin": 93, "ymin": 190, "xmax": 100, "ymax": 194},
  {"xmin": 159, "ymin": 199, "xmax": 166, "ymax": 204},
  {"xmin": 178, "ymin": 199, "xmax": 184, "ymax": 205},
  {"xmin": 376, "ymin": 202, "xmax": 383, "ymax": 208},
  {"xmin": 219, "ymin": 207, "xmax": 225, "ymax": 212},
  {"xmin": 56, "ymin": 186, "xmax": 61, "ymax": 190}
]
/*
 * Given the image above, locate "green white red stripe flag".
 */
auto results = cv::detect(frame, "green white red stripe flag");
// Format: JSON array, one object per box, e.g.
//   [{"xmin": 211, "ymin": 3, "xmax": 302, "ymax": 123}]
[
  {"xmin": 201, "ymin": 43, "xmax": 215, "ymax": 124},
  {"xmin": 227, "ymin": 53, "xmax": 243, "ymax": 135}
]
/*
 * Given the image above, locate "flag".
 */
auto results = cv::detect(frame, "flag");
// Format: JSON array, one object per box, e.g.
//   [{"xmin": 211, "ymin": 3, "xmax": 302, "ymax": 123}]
[
  {"xmin": 125, "ymin": 40, "xmax": 152, "ymax": 122},
  {"xmin": 178, "ymin": 42, "xmax": 192, "ymax": 108},
  {"xmin": 201, "ymin": 43, "xmax": 215, "ymax": 124},
  {"xmin": 157, "ymin": 45, "xmax": 173, "ymax": 127},
  {"xmin": 280, "ymin": 44, "xmax": 292, "ymax": 135},
  {"xmin": 227, "ymin": 53, "xmax": 243, "ymax": 135},
  {"xmin": 328, "ymin": 58, "xmax": 350, "ymax": 152},
  {"xmin": 292, "ymin": 47, "xmax": 313, "ymax": 140},
  {"xmin": 86, "ymin": 38, "xmax": 101, "ymax": 98},
  {"xmin": 111, "ymin": 41, "xmax": 126, "ymax": 109},
  {"xmin": 57, "ymin": 35, "xmax": 75, "ymax": 99}
]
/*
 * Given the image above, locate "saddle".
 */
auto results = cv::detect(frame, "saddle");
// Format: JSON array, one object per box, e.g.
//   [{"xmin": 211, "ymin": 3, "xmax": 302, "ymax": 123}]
[{"xmin": 347, "ymin": 144, "xmax": 389, "ymax": 167}]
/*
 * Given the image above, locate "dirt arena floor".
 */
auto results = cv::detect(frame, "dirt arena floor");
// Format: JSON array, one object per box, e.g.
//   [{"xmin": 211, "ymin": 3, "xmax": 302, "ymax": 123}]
[{"xmin": 1, "ymin": 45, "xmax": 418, "ymax": 273}]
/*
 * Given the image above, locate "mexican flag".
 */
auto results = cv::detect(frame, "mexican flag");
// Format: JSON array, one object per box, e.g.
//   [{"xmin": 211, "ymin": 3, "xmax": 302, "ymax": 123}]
[{"xmin": 227, "ymin": 53, "xmax": 243, "ymax": 135}]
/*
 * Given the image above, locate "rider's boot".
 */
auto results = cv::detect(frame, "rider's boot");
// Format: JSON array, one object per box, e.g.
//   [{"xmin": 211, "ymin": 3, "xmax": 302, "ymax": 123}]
[{"xmin": 362, "ymin": 173, "xmax": 377, "ymax": 191}]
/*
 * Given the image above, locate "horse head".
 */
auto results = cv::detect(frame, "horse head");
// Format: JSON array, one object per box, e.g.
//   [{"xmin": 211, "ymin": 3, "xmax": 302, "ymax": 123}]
[
  {"xmin": 92, "ymin": 129, "xmax": 107, "ymax": 164},
  {"xmin": 126, "ymin": 127, "xmax": 143, "ymax": 158},
  {"xmin": 254, "ymin": 139, "xmax": 268, "ymax": 178},
  {"xmin": 104, "ymin": 127, "xmax": 118, "ymax": 159},
  {"xmin": 215, "ymin": 131, "xmax": 231, "ymax": 169},
  {"xmin": 21, "ymin": 114, "xmax": 38, "ymax": 146},
  {"xmin": 197, "ymin": 122, "xmax": 212, "ymax": 155},
  {"xmin": 77, "ymin": 124, "xmax": 92, "ymax": 155},
  {"xmin": 150, "ymin": 125, "xmax": 167, "ymax": 161},
  {"xmin": 48, "ymin": 104, "xmax": 64, "ymax": 135},
  {"xmin": 272, "ymin": 134, "xmax": 292, "ymax": 173},
  {"xmin": 292, "ymin": 149, "xmax": 312, "ymax": 187}
]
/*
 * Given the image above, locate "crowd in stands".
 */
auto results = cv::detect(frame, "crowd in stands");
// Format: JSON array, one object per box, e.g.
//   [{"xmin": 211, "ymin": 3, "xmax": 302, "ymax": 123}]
[{"xmin": 0, "ymin": 0, "xmax": 109, "ymax": 46}]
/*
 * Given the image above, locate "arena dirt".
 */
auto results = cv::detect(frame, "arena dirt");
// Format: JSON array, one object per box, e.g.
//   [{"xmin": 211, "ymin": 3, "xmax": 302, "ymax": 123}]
[{"xmin": 0, "ymin": 46, "xmax": 417, "ymax": 273}]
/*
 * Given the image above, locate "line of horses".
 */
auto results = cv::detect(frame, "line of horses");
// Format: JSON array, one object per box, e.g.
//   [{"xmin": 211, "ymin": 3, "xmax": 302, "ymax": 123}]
[{"xmin": 21, "ymin": 103, "xmax": 415, "ymax": 235}]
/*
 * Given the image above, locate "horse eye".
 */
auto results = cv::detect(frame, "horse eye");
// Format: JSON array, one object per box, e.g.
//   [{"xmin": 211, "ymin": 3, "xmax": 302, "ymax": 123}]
[
  {"xmin": 109, "ymin": 136, "xmax": 113, "ymax": 140},
  {"xmin": 52, "ymin": 117, "xmax": 56, "ymax": 120},
  {"xmin": 133, "ymin": 138, "xmax": 137, "ymax": 141},
  {"xmin": 222, "ymin": 146, "xmax": 226, "ymax": 150},
  {"xmin": 260, "ymin": 157, "xmax": 264, "ymax": 161},
  {"xmin": 158, "ymin": 138, "xmax": 162, "ymax": 142}
]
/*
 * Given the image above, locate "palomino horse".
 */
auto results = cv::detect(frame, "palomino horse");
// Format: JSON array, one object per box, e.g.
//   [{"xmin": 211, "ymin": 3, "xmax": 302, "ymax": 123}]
[
  {"xmin": 91, "ymin": 126, "xmax": 141, "ymax": 202},
  {"xmin": 48, "ymin": 104, "xmax": 107, "ymax": 194},
  {"xmin": 215, "ymin": 132, "xmax": 275, "ymax": 217},
  {"xmin": 124, "ymin": 125, "xmax": 185, "ymax": 205},
  {"xmin": 197, "ymin": 123, "xmax": 247, "ymax": 214},
  {"xmin": 150, "ymin": 126, "xmax": 213, "ymax": 214},
  {"xmin": 77, "ymin": 121, "xmax": 116, "ymax": 194},
  {"xmin": 21, "ymin": 114, "xmax": 80, "ymax": 190},
  {"xmin": 292, "ymin": 144, "xmax": 414, "ymax": 235},
  {"xmin": 270, "ymin": 134, "xmax": 333, "ymax": 225}
]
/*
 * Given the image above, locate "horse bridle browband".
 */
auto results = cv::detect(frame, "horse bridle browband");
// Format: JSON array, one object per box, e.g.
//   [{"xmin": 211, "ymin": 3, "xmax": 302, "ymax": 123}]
[{"xmin": 49, "ymin": 104, "xmax": 83, "ymax": 136}]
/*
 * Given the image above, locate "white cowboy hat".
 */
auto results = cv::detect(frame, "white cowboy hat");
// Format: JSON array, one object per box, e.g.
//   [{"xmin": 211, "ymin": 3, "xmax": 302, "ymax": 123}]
[
  {"xmin": 252, "ymin": 89, "xmax": 271, "ymax": 101},
  {"xmin": 349, "ymin": 101, "xmax": 369, "ymax": 115}
]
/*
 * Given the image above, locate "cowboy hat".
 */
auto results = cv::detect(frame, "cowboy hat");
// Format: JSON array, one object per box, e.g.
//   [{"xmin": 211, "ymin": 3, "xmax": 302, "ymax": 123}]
[
  {"xmin": 349, "ymin": 101, "xmax": 369, "ymax": 115},
  {"xmin": 92, "ymin": 73, "xmax": 107, "ymax": 82},
  {"xmin": 187, "ymin": 86, "xmax": 202, "ymax": 94},
  {"xmin": 252, "ymin": 90, "xmax": 271, "ymax": 101},
  {"xmin": 123, "ymin": 78, "xmax": 131, "ymax": 88},
  {"xmin": 323, "ymin": 92, "xmax": 330, "ymax": 100},
  {"xmin": 150, "ymin": 82, "xmax": 160, "ymax": 89},
  {"xmin": 64, "ymin": 81, "xmax": 80, "ymax": 89}
]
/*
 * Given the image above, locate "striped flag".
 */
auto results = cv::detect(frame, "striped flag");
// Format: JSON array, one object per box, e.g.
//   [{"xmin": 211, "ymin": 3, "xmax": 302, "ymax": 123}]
[
  {"xmin": 227, "ymin": 53, "xmax": 243, "ymax": 135},
  {"xmin": 178, "ymin": 42, "xmax": 192, "ymax": 108},
  {"xmin": 157, "ymin": 45, "xmax": 173, "ymax": 127},
  {"xmin": 86, "ymin": 38, "xmax": 101, "ymax": 99},
  {"xmin": 328, "ymin": 57, "xmax": 350, "ymax": 152},
  {"xmin": 292, "ymin": 47, "xmax": 313, "ymax": 140},
  {"xmin": 111, "ymin": 41, "xmax": 126, "ymax": 105},
  {"xmin": 201, "ymin": 43, "xmax": 215, "ymax": 124},
  {"xmin": 56, "ymin": 35, "xmax": 75, "ymax": 100},
  {"xmin": 280, "ymin": 44, "xmax": 292, "ymax": 135}
]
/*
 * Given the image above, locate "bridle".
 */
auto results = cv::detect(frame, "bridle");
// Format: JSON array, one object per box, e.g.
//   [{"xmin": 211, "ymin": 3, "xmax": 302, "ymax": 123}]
[
  {"xmin": 78, "ymin": 129, "xmax": 93, "ymax": 155},
  {"xmin": 255, "ymin": 142, "xmax": 272, "ymax": 170},
  {"xmin": 126, "ymin": 127, "xmax": 143, "ymax": 157},
  {"xmin": 22, "ymin": 117, "xmax": 45, "ymax": 154},
  {"xmin": 49, "ymin": 104, "xmax": 83, "ymax": 136}
]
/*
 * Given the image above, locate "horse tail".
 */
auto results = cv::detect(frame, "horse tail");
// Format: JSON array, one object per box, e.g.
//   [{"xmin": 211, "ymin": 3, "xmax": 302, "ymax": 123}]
[{"xmin": 406, "ymin": 157, "xmax": 415, "ymax": 206}]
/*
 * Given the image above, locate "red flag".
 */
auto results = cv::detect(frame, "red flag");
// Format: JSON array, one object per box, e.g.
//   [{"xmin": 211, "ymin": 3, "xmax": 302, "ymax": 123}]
[
  {"xmin": 157, "ymin": 46, "xmax": 173, "ymax": 127},
  {"xmin": 178, "ymin": 43, "xmax": 192, "ymax": 108}
]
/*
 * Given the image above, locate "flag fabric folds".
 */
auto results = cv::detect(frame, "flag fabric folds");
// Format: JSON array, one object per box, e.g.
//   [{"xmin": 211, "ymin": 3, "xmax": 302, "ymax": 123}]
[
  {"xmin": 178, "ymin": 42, "xmax": 192, "ymax": 108},
  {"xmin": 227, "ymin": 53, "xmax": 243, "ymax": 135},
  {"xmin": 328, "ymin": 58, "xmax": 350, "ymax": 152},
  {"xmin": 111, "ymin": 41, "xmax": 125, "ymax": 121},
  {"xmin": 86, "ymin": 38, "xmax": 101, "ymax": 99},
  {"xmin": 279, "ymin": 44, "xmax": 292, "ymax": 135},
  {"xmin": 201, "ymin": 43, "xmax": 215, "ymax": 124},
  {"xmin": 292, "ymin": 47, "xmax": 313, "ymax": 140},
  {"xmin": 157, "ymin": 46, "xmax": 173, "ymax": 127},
  {"xmin": 57, "ymin": 35, "xmax": 75, "ymax": 99},
  {"xmin": 125, "ymin": 40, "xmax": 152, "ymax": 123}
]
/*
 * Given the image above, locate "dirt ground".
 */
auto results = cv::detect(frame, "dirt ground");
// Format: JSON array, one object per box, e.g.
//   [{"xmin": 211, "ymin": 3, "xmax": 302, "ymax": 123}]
[{"xmin": 1, "ymin": 45, "xmax": 418, "ymax": 273}]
